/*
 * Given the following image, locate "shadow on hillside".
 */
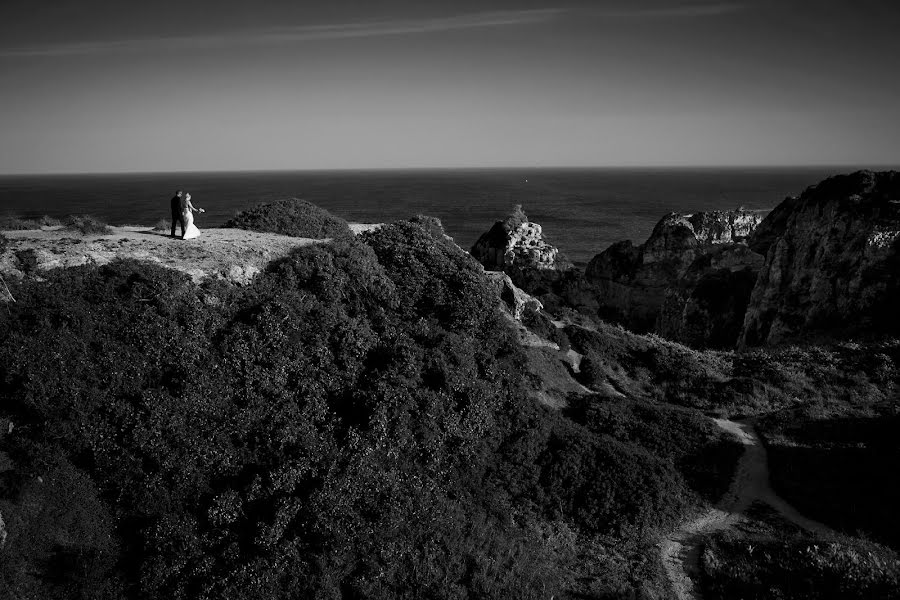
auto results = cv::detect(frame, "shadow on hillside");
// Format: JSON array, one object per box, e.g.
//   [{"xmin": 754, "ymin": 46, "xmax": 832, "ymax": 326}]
[
  {"xmin": 766, "ymin": 420, "xmax": 900, "ymax": 550},
  {"xmin": 138, "ymin": 229, "xmax": 181, "ymax": 239}
]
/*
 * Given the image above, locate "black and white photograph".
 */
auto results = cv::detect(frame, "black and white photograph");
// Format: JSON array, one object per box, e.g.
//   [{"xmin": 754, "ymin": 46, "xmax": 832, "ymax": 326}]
[{"xmin": 0, "ymin": 1, "xmax": 898, "ymax": 598}]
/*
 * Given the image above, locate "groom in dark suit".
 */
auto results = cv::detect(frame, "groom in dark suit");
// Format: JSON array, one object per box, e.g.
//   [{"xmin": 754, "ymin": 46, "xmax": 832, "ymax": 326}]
[{"xmin": 170, "ymin": 190, "xmax": 185, "ymax": 237}]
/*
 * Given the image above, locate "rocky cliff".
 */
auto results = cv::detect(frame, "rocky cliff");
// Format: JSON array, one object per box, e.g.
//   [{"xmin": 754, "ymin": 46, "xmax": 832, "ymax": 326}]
[
  {"xmin": 484, "ymin": 271, "xmax": 544, "ymax": 321},
  {"xmin": 657, "ymin": 245, "xmax": 763, "ymax": 348},
  {"xmin": 584, "ymin": 209, "xmax": 763, "ymax": 347},
  {"xmin": 740, "ymin": 170, "xmax": 900, "ymax": 346},
  {"xmin": 470, "ymin": 208, "xmax": 571, "ymax": 282}
]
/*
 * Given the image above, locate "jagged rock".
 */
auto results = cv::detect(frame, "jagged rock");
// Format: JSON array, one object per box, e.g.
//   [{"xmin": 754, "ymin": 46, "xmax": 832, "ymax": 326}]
[
  {"xmin": 658, "ymin": 245, "xmax": 763, "ymax": 348},
  {"xmin": 223, "ymin": 264, "xmax": 260, "ymax": 286},
  {"xmin": 747, "ymin": 196, "xmax": 801, "ymax": 257},
  {"xmin": 471, "ymin": 208, "xmax": 577, "ymax": 320},
  {"xmin": 689, "ymin": 210, "xmax": 761, "ymax": 245},
  {"xmin": 641, "ymin": 213, "xmax": 703, "ymax": 269},
  {"xmin": 485, "ymin": 271, "xmax": 543, "ymax": 321},
  {"xmin": 585, "ymin": 209, "xmax": 763, "ymax": 347},
  {"xmin": 471, "ymin": 210, "xmax": 571, "ymax": 277},
  {"xmin": 741, "ymin": 170, "xmax": 900, "ymax": 346}
]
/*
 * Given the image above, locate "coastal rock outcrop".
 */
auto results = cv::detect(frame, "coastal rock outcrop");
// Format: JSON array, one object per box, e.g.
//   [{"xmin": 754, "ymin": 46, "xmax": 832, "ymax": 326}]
[
  {"xmin": 740, "ymin": 170, "xmax": 900, "ymax": 346},
  {"xmin": 584, "ymin": 209, "xmax": 763, "ymax": 347},
  {"xmin": 657, "ymin": 245, "xmax": 763, "ymax": 348},
  {"xmin": 471, "ymin": 206, "xmax": 571, "ymax": 282},
  {"xmin": 485, "ymin": 271, "xmax": 543, "ymax": 321}
]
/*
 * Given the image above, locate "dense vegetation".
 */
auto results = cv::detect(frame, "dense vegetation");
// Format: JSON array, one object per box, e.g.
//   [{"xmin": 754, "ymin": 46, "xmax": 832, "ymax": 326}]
[
  {"xmin": 760, "ymin": 402, "xmax": 900, "ymax": 550},
  {"xmin": 223, "ymin": 198, "xmax": 353, "ymax": 239},
  {"xmin": 701, "ymin": 530, "xmax": 900, "ymax": 599},
  {"xmin": 65, "ymin": 214, "xmax": 113, "ymax": 235},
  {"xmin": 3, "ymin": 201, "xmax": 896, "ymax": 598},
  {"xmin": 0, "ymin": 214, "xmax": 111, "ymax": 234},
  {"xmin": 0, "ymin": 218, "xmax": 735, "ymax": 599},
  {"xmin": 546, "ymin": 305, "xmax": 900, "ymax": 567}
]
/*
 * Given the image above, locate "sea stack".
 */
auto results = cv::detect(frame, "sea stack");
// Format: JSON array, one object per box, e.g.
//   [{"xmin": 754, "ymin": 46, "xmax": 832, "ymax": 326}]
[{"xmin": 470, "ymin": 206, "xmax": 572, "ymax": 285}]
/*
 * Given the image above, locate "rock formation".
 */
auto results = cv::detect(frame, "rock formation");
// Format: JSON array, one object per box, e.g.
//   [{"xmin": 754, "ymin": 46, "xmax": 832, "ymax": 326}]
[
  {"xmin": 740, "ymin": 170, "xmax": 900, "ymax": 346},
  {"xmin": 585, "ymin": 209, "xmax": 763, "ymax": 347},
  {"xmin": 470, "ymin": 207, "xmax": 571, "ymax": 281},
  {"xmin": 657, "ymin": 245, "xmax": 763, "ymax": 348},
  {"xmin": 485, "ymin": 271, "xmax": 543, "ymax": 321}
]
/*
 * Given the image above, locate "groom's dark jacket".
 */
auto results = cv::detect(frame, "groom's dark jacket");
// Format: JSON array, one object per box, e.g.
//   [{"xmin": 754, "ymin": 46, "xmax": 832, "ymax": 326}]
[{"xmin": 170, "ymin": 195, "xmax": 186, "ymax": 236}]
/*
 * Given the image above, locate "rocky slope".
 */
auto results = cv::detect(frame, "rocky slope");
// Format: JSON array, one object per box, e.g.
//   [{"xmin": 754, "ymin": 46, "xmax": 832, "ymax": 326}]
[
  {"xmin": 741, "ymin": 170, "xmax": 900, "ymax": 346},
  {"xmin": 584, "ymin": 209, "xmax": 763, "ymax": 347},
  {"xmin": 485, "ymin": 271, "xmax": 544, "ymax": 321}
]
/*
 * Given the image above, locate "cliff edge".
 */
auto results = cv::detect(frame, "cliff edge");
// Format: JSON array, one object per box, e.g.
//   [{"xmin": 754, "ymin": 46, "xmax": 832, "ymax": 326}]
[
  {"xmin": 584, "ymin": 209, "xmax": 763, "ymax": 348},
  {"xmin": 0, "ymin": 226, "xmax": 326, "ymax": 287},
  {"xmin": 741, "ymin": 170, "xmax": 900, "ymax": 346}
]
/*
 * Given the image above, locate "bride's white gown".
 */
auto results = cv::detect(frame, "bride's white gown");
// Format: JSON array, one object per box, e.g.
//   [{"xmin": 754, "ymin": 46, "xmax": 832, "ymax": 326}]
[{"xmin": 182, "ymin": 210, "xmax": 201, "ymax": 240}]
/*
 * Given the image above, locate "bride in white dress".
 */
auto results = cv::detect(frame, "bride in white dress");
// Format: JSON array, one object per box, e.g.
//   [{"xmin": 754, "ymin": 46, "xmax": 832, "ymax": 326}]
[{"xmin": 181, "ymin": 193, "xmax": 205, "ymax": 240}]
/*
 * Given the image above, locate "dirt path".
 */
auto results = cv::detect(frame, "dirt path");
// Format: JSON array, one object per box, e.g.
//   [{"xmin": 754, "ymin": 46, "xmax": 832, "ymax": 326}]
[
  {"xmin": 0, "ymin": 225, "xmax": 326, "ymax": 285},
  {"xmin": 659, "ymin": 419, "xmax": 835, "ymax": 600}
]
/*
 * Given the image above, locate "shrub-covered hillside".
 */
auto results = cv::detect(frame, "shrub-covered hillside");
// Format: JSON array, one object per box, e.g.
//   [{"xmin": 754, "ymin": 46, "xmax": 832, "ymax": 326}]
[
  {"xmin": 0, "ymin": 218, "xmax": 735, "ymax": 599},
  {"xmin": 223, "ymin": 198, "xmax": 352, "ymax": 238}
]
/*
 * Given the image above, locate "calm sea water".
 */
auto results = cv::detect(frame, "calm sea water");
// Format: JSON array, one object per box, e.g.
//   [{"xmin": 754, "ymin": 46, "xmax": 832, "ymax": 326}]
[{"xmin": 0, "ymin": 167, "xmax": 848, "ymax": 266}]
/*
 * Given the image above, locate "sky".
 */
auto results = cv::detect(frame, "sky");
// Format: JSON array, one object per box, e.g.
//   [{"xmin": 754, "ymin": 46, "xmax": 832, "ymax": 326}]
[{"xmin": 0, "ymin": 0, "xmax": 898, "ymax": 174}]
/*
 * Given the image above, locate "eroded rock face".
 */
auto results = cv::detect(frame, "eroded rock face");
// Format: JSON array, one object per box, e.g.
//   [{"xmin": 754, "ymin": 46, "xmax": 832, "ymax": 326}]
[
  {"xmin": 690, "ymin": 210, "xmax": 761, "ymax": 245},
  {"xmin": 471, "ymin": 215, "xmax": 569, "ymax": 277},
  {"xmin": 585, "ymin": 209, "xmax": 764, "ymax": 347},
  {"xmin": 658, "ymin": 245, "xmax": 763, "ymax": 348},
  {"xmin": 485, "ymin": 271, "xmax": 543, "ymax": 321},
  {"xmin": 740, "ymin": 170, "xmax": 900, "ymax": 346}
]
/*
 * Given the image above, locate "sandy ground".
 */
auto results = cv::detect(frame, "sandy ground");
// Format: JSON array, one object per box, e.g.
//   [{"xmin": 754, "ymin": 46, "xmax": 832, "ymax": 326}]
[
  {"xmin": 0, "ymin": 225, "xmax": 381, "ymax": 285},
  {"xmin": 659, "ymin": 419, "xmax": 835, "ymax": 600}
]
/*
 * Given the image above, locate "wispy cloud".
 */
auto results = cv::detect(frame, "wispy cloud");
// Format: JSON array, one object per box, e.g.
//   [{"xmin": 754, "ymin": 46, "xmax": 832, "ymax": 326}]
[
  {"xmin": 0, "ymin": 9, "xmax": 563, "ymax": 58},
  {"xmin": 590, "ymin": 3, "xmax": 745, "ymax": 19}
]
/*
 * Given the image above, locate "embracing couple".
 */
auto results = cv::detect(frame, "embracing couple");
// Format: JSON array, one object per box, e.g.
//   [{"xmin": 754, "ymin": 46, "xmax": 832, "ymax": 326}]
[{"xmin": 169, "ymin": 190, "xmax": 205, "ymax": 240}]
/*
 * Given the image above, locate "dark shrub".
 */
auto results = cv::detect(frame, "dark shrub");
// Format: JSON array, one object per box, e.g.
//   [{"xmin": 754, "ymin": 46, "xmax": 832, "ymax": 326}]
[
  {"xmin": 0, "ymin": 223, "xmax": 745, "ymax": 599},
  {"xmin": 701, "ymin": 531, "xmax": 900, "ymax": 600},
  {"xmin": 363, "ymin": 220, "xmax": 502, "ymax": 333},
  {"xmin": 65, "ymin": 214, "xmax": 112, "ymax": 235},
  {"xmin": 503, "ymin": 204, "xmax": 528, "ymax": 231},
  {"xmin": 224, "ymin": 198, "xmax": 352, "ymax": 239},
  {"xmin": 566, "ymin": 395, "xmax": 742, "ymax": 502},
  {"xmin": 0, "ymin": 215, "xmax": 50, "ymax": 231},
  {"xmin": 14, "ymin": 248, "xmax": 39, "ymax": 273},
  {"xmin": 408, "ymin": 214, "xmax": 447, "ymax": 240},
  {"xmin": 0, "ymin": 457, "xmax": 123, "ymax": 600}
]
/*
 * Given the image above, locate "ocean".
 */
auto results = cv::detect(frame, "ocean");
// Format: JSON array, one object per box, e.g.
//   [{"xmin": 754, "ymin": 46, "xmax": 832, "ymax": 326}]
[{"xmin": 0, "ymin": 167, "xmax": 848, "ymax": 266}]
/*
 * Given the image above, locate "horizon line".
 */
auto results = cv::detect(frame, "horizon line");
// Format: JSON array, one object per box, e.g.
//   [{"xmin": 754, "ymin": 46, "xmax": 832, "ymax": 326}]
[{"xmin": 1, "ymin": 163, "xmax": 896, "ymax": 178}]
